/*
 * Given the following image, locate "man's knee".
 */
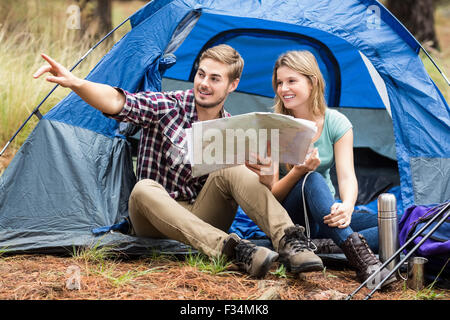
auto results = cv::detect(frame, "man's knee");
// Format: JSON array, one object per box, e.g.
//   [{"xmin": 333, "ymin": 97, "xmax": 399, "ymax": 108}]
[
  {"xmin": 213, "ymin": 165, "xmax": 257, "ymax": 181},
  {"xmin": 209, "ymin": 165, "xmax": 262, "ymax": 191},
  {"xmin": 130, "ymin": 179, "xmax": 166, "ymax": 202}
]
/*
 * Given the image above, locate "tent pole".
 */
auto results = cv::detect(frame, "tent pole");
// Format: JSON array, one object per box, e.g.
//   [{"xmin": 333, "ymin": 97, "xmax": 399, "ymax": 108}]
[
  {"xmin": 346, "ymin": 201, "xmax": 450, "ymax": 300},
  {"xmin": 0, "ymin": 17, "xmax": 131, "ymax": 158},
  {"xmin": 421, "ymin": 48, "xmax": 450, "ymax": 86},
  {"xmin": 375, "ymin": 0, "xmax": 449, "ymax": 86}
]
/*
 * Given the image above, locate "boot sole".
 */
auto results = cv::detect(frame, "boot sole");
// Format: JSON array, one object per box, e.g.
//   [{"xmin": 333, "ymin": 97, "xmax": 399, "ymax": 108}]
[
  {"xmin": 253, "ymin": 251, "xmax": 279, "ymax": 278},
  {"xmin": 280, "ymin": 258, "xmax": 324, "ymax": 274}
]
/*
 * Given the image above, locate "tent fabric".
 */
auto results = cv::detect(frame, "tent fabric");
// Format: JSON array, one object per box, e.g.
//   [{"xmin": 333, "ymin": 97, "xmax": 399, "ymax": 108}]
[
  {"xmin": 231, "ymin": 186, "xmax": 403, "ymax": 242},
  {"xmin": 0, "ymin": 0, "xmax": 448, "ymax": 255},
  {"xmin": 164, "ymin": 12, "xmax": 386, "ymax": 109},
  {"xmin": 0, "ymin": 120, "xmax": 136, "ymax": 252}
]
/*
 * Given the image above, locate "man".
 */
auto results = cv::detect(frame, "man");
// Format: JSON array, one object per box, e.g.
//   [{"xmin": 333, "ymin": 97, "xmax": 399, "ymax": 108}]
[{"xmin": 33, "ymin": 44, "xmax": 323, "ymax": 278}]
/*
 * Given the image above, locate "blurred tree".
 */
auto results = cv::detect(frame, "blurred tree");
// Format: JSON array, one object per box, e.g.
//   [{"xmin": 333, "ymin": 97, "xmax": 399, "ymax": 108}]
[
  {"xmin": 76, "ymin": 0, "xmax": 112, "ymax": 43},
  {"xmin": 96, "ymin": 0, "xmax": 113, "ymax": 35},
  {"xmin": 386, "ymin": 0, "xmax": 440, "ymax": 49}
]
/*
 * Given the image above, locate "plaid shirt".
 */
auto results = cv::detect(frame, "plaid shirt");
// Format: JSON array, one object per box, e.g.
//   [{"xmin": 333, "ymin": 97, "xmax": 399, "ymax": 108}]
[{"xmin": 108, "ymin": 88, "xmax": 230, "ymax": 201}]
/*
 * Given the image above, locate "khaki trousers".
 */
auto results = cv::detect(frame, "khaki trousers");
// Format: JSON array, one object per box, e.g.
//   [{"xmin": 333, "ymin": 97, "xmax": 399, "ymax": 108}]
[{"xmin": 129, "ymin": 165, "xmax": 293, "ymax": 257}]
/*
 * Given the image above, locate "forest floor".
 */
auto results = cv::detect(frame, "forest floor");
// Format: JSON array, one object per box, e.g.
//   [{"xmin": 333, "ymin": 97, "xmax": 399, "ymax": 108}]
[{"xmin": 0, "ymin": 245, "xmax": 448, "ymax": 300}]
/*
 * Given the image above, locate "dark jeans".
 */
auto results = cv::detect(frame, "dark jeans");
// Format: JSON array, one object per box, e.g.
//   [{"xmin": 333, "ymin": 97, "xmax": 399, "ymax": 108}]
[{"xmin": 281, "ymin": 172, "xmax": 380, "ymax": 252}]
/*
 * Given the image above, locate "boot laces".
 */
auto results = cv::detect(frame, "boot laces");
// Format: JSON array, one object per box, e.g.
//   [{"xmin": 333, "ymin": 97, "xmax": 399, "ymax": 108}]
[
  {"xmin": 285, "ymin": 226, "xmax": 316, "ymax": 252},
  {"xmin": 354, "ymin": 235, "xmax": 378, "ymax": 265},
  {"xmin": 235, "ymin": 241, "xmax": 256, "ymax": 266},
  {"xmin": 313, "ymin": 239, "xmax": 338, "ymax": 254}
]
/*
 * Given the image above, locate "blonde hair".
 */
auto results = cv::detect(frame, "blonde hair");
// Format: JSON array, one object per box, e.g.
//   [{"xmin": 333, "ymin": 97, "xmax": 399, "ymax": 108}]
[
  {"xmin": 272, "ymin": 50, "xmax": 327, "ymax": 117},
  {"xmin": 199, "ymin": 44, "xmax": 244, "ymax": 83}
]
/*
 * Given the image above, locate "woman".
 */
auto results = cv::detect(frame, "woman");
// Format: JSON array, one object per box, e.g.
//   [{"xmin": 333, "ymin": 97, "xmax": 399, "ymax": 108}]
[{"xmin": 246, "ymin": 50, "xmax": 396, "ymax": 288}]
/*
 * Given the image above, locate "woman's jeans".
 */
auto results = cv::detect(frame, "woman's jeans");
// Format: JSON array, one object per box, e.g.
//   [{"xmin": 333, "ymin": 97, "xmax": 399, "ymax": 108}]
[{"xmin": 281, "ymin": 172, "xmax": 380, "ymax": 252}]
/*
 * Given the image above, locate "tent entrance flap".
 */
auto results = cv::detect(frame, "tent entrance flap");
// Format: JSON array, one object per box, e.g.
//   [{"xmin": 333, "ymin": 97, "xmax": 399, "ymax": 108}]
[
  {"xmin": 188, "ymin": 28, "xmax": 341, "ymax": 107},
  {"xmin": 164, "ymin": 12, "xmax": 388, "ymax": 109}
]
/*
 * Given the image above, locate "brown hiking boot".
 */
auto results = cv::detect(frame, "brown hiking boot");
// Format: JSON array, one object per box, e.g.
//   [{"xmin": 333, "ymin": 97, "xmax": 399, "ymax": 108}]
[
  {"xmin": 221, "ymin": 233, "xmax": 241, "ymax": 260},
  {"xmin": 234, "ymin": 240, "xmax": 279, "ymax": 278},
  {"xmin": 311, "ymin": 238, "xmax": 343, "ymax": 254},
  {"xmin": 278, "ymin": 225, "xmax": 324, "ymax": 273},
  {"xmin": 341, "ymin": 232, "xmax": 396, "ymax": 289}
]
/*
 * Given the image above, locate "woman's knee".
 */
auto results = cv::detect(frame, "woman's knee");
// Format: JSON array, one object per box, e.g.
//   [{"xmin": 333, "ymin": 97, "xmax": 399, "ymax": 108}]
[{"xmin": 302, "ymin": 171, "xmax": 326, "ymax": 187}]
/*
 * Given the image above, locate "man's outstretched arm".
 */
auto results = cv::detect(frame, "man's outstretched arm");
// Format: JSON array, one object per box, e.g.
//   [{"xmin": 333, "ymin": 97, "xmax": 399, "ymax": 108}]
[{"xmin": 33, "ymin": 53, "xmax": 125, "ymax": 115}]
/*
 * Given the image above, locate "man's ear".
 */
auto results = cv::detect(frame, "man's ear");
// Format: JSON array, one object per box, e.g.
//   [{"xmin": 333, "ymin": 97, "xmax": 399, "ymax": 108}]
[{"xmin": 227, "ymin": 78, "xmax": 240, "ymax": 93}]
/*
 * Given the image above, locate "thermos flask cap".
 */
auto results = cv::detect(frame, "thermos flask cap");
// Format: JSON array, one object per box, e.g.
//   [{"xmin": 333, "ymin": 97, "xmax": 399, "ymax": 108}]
[{"xmin": 377, "ymin": 193, "xmax": 397, "ymax": 218}]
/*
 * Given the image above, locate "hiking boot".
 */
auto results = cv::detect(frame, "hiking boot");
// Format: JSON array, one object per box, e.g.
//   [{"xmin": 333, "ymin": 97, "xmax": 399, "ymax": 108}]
[
  {"xmin": 311, "ymin": 238, "xmax": 343, "ymax": 254},
  {"xmin": 234, "ymin": 240, "xmax": 279, "ymax": 278},
  {"xmin": 341, "ymin": 232, "xmax": 397, "ymax": 289},
  {"xmin": 221, "ymin": 233, "xmax": 241, "ymax": 260},
  {"xmin": 278, "ymin": 225, "xmax": 324, "ymax": 273}
]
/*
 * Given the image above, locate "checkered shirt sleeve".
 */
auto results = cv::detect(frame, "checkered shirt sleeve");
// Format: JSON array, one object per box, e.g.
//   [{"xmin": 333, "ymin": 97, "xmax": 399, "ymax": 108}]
[{"xmin": 105, "ymin": 88, "xmax": 211, "ymax": 201}]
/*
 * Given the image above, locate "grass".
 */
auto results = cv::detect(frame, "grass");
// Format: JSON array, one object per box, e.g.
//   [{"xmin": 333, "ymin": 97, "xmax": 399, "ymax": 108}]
[
  {"xmin": 184, "ymin": 251, "xmax": 237, "ymax": 276},
  {"xmin": 0, "ymin": 247, "xmax": 8, "ymax": 258},
  {"xmin": 0, "ymin": 0, "xmax": 144, "ymax": 153},
  {"xmin": 413, "ymin": 258, "xmax": 449, "ymax": 300},
  {"xmin": 70, "ymin": 239, "xmax": 170, "ymax": 288},
  {"xmin": 93, "ymin": 263, "xmax": 167, "ymax": 287},
  {"xmin": 0, "ymin": 252, "xmax": 448, "ymax": 300},
  {"xmin": 69, "ymin": 246, "xmax": 245, "ymax": 293},
  {"xmin": 71, "ymin": 242, "xmax": 118, "ymax": 265},
  {"xmin": 398, "ymin": 258, "xmax": 450, "ymax": 300},
  {"xmin": 322, "ymin": 267, "xmax": 339, "ymax": 279},
  {"xmin": 422, "ymin": 3, "xmax": 450, "ymax": 101},
  {"xmin": 270, "ymin": 263, "xmax": 288, "ymax": 278}
]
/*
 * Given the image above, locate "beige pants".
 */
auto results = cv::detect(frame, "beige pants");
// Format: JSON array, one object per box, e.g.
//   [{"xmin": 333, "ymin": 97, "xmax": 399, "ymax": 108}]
[{"xmin": 129, "ymin": 165, "xmax": 293, "ymax": 257}]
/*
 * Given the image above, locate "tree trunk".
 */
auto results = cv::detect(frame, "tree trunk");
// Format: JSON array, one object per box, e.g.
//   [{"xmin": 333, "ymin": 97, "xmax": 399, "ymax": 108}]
[
  {"xmin": 386, "ymin": 0, "xmax": 440, "ymax": 49},
  {"xmin": 95, "ymin": 0, "xmax": 113, "ymax": 37},
  {"xmin": 76, "ymin": 0, "xmax": 112, "ymax": 43}
]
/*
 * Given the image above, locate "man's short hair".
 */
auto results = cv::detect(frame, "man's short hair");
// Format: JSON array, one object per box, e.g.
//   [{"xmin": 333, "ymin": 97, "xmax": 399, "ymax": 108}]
[{"xmin": 199, "ymin": 44, "xmax": 244, "ymax": 83}]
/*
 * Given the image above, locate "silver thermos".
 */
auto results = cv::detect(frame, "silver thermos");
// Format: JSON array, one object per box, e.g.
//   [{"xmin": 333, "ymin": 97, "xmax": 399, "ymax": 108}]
[{"xmin": 377, "ymin": 193, "xmax": 399, "ymax": 271}]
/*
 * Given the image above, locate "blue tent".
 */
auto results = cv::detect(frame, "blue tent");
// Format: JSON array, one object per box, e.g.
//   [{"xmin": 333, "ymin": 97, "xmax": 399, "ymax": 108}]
[{"xmin": 0, "ymin": 0, "xmax": 448, "ymax": 254}]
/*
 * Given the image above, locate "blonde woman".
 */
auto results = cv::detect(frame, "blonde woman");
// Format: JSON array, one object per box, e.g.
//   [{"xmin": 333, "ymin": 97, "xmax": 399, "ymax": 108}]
[{"xmin": 246, "ymin": 50, "xmax": 396, "ymax": 287}]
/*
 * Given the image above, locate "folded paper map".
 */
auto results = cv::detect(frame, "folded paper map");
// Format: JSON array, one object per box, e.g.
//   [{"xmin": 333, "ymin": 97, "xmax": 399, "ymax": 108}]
[{"xmin": 184, "ymin": 112, "xmax": 317, "ymax": 177}]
